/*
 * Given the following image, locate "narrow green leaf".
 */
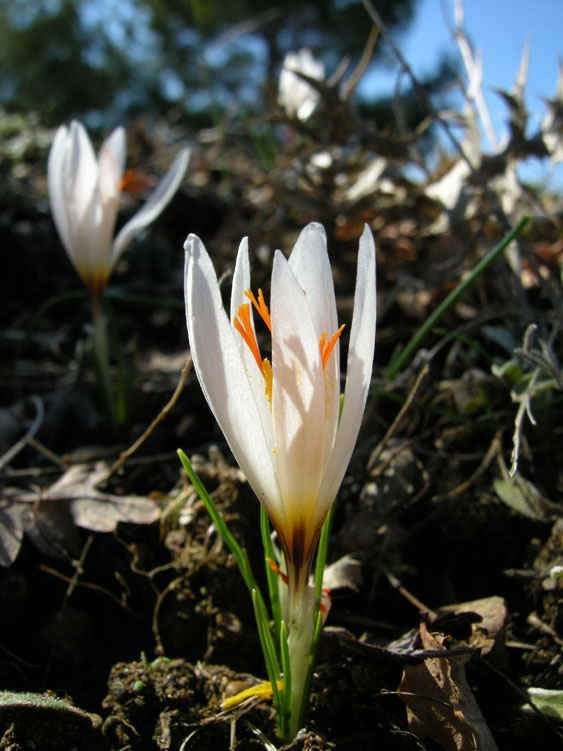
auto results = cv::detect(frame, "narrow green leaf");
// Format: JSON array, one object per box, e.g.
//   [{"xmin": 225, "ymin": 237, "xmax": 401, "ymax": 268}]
[
  {"xmin": 261, "ymin": 506, "xmax": 282, "ymax": 640},
  {"xmin": 314, "ymin": 506, "xmax": 333, "ymax": 599},
  {"xmin": 279, "ymin": 620, "xmax": 292, "ymax": 733},
  {"xmin": 179, "ymin": 450, "xmax": 283, "ymax": 725},
  {"xmin": 385, "ymin": 216, "xmax": 530, "ymax": 381},
  {"xmin": 299, "ymin": 607, "xmax": 324, "ymax": 731},
  {"xmin": 178, "ymin": 449, "xmax": 253, "ymax": 589},
  {"xmin": 251, "ymin": 589, "xmax": 282, "ymax": 710}
]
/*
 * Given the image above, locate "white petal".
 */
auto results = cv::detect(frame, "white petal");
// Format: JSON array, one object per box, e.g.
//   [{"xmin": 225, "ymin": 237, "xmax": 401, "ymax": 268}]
[
  {"xmin": 48, "ymin": 124, "xmax": 74, "ymax": 260},
  {"xmin": 230, "ymin": 237, "xmax": 251, "ymax": 323},
  {"xmin": 184, "ymin": 234, "xmax": 282, "ymax": 518},
  {"xmin": 288, "ymin": 223, "xmax": 338, "ymax": 340},
  {"xmin": 48, "ymin": 121, "xmax": 108, "ymax": 284},
  {"xmin": 230, "ymin": 238, "xmax": 277, "ymax": 457},
  {"xmin": 96, "ymin": 127, "xmax": 126, "ymax": 271},
  {"xmin": 66, "ymin": 122, "xmax": 106, "ymax": 279},
  {"xmin": 287, "ymin": 222, "xmax": 341, "ymax": 486},
  {"xmin": 112, "ymin": 147, "xmax": 190, "ymax": 268},
  {"xmin": 270, "ymin": 250, "xmax": 326, "ymax": 529},
  {"xmin": 317, "ymin": 225, "xmax": 376, "ymax": 508},
  {"xmin": 98, "ymin": 127, "xmax": 126, "ymax": 201},
  {"xmin": 278, "ymin": 49, "xmax": 324, "ymax": 122},
  {"xmin": 67, "ymin": 121, "xmax": 98, "ymax": 222}
]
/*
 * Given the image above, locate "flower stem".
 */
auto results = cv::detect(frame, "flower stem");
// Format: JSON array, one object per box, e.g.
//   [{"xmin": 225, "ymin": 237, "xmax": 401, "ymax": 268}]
[
  {"xmin": 286, "ymin": 577, "xmax": 317, "ymax": 738},
  {"xmin": 90, "ymin": 292, "xmax": 116, "ymax": 430}
]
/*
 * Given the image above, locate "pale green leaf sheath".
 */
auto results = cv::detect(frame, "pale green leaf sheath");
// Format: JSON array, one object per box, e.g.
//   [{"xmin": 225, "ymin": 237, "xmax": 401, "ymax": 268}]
[{"xmin": 184, "ymin": 223, "xmax": 376, "ymax": 736}]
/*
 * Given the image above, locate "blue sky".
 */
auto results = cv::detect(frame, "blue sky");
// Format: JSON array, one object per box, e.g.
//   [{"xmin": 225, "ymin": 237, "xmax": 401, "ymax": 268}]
[{"xmin": 360, "ymin": 0, "xmax": 562, "ymax": 186}]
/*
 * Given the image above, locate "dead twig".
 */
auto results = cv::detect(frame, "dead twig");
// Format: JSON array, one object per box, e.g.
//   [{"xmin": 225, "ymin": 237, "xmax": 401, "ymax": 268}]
[
  {"xmin": 0, "ymin": 395, "xmax": 44, "ymax": 471},
  {"xmin": 39, "ymin": 563, "xmax": 138, "ymax": 616},
  {"xmin": 439, "ymin": 427, "xmax": 503, "ymax": 500},
  {"xmin": 99, "ymin": 354, "xmax": 192, "ymax": 485},
  {"xmin": 360, "ymin": 0, "xmax": 511, "ymax": 233},
  {"xmin": 368, "ymin": 363, "xmax": 429, "ymax": 470}
]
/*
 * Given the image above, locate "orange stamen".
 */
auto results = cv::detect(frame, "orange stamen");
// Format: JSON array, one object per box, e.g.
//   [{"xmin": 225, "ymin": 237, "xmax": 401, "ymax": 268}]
[
  {"xmin": 118, "ymin": 168, "xmax": 136, "ymax": 192},
  {"xmin": 245, "ymin": 288, "xmax": 271, "ymax": 331},
  {"xmin": 267, "ymin": 557, "xmax": 289, "ymax": 585},
  {"xmin": 320, "ymin": 587, "xmax": 332, "ymax": 615},
  {"xmin": 319, "ymin": 324, "xmax": 345, "ymax": 370},
  {"xmin": 234, "ymin": 303, "xmax": 263, "ymax": 374}
]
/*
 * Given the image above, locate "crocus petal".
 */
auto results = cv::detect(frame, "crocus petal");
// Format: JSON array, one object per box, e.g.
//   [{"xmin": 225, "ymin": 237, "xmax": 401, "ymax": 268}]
[
  {"xmin": 112, "ymin": 147, "xmax": 190, "ymax": 268},
  {"xmin": 317, "ymin": 225, "xmax": 377, "ymax": 509},
  {"xmin": 47, "ymin": 124, "xmax": 74, "ymax": 259},
  {"xmin": 96, "ymin": 127, "xmax": 126, "ymax": 271},
  {"xmin": 288, "ymin": 223, "xmax": 341, "ymax": 469},
  {"xmin": 184, "ymin": 234, "xmax": 283, "ymax": 520},
  {"xmin": 278, "ymin": 48, "xmax": 324, "ymax": 121},
  {"xmin": 48, "ymin": 121, "xmax": 98, "ymax": 267},
  {"xmin": 98, "ymin": 127, "xmax": 126, "ymax": 202},
  {"xmin": 66, "ymin": 121, "xmax": 98, "ymax": 220},
  {"xmin": 288, "ymin": 223, "xmax": 338, "ymax": 343},
  {"xmin": 270, "ymin": 250, "xmax": 327, "ymax": 542},
  {"xmin": 230, "ymin": 239, "xmax": 277, "ymax": 453},
  {"xmin": 230, "ymin": 237, "xmax": 253, "ymax": 331}
]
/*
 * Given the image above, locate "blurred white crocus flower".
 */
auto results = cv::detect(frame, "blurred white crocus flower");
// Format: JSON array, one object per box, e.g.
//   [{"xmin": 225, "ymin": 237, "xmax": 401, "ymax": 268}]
[
  {"xmin": 184, "ymin": 222, "xmax": 376, "ymax": 733},
  {"xmin": 48, "ymin": 120, "xmax": 190, "ymax": 298},
  {"xmin": 278, "ymin": 49, "xmax": 325, "ymax": 121}
]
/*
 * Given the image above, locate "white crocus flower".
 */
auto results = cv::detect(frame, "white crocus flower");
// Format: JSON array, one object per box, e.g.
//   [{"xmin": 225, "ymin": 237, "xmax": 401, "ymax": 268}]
[
  {"xmin": 184, "ymin": 222, "xmax": 376, "ymax": 732},
  {"xmin": 48, "ymin": 120, "xmax": 190, "ymax": 298},
  {"xmin": 278, "ymin": 49, "xmax": 325, "ymax": 121}
]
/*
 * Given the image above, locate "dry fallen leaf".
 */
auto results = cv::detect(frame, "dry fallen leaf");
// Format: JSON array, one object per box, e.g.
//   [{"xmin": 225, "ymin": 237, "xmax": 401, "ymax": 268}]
[
  {"xmin": 435, "ymin": 596, "xmax": 507, "ymax": 659},
  {"xmin": 398, "ymin": 622, "xmax": 499, "ymax": 751},
  {"xmin": 1, "ymin": 463, "xmax": 161, "ymax": 565},
  {"xmin": 322, "ymin": 554, "xmax": 363, "ymax": 592},
  {"xmin": 0, "ymin": 502, "xmax": 26, "ymax": 567}
]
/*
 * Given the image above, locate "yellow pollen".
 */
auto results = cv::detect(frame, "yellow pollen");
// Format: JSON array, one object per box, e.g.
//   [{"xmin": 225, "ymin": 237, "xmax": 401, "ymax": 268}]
[
  {"xmin": 222, "ymin": 680, "xmax": 284, "ymax": 710},
  {"xmin": 262, "ymin": 358, "xmax": 273, "ymax": 405},
  {"xmin": 319, "ymin": 324, "xmax": 345, "ymax": 370},
  {"xmin": 234, "ymin": 303, "xmax": 263, "ymax": 373},
  {"xmin": 245, "ymin": 288, "xmax": 271, "ymax": 331}
]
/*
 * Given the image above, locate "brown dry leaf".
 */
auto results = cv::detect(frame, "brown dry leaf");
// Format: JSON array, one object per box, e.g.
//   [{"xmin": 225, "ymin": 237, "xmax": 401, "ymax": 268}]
[
  {"xmin": 0, "ymin": 502, "xmax": 26, "ymax": 567},
  {"xmin": 322, "ymin": 554, "xmax": 363, "ymax": 592},
  {"xmin": 435, "ymin": 596, "xmax": 507, "ymax": 659},
  {"xmin": 1, "ymin": 463, "xmax": 161, "ymax": 565},
  {"xmin": 398, "ymin": 622, "xmax": 499, "ymax": 751}
]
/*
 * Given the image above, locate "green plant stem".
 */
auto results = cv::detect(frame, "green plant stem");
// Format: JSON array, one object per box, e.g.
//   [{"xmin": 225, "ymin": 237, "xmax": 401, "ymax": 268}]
[
  {"xmin": 90, "ymin": 292, "xmax": 116, "ymax": 430},
  {"xmin": 385, "ymin": 216, "xmax": 530, "ymax": 382},
  {"xmin": 286, "ymin": 579, "xmax": 317, "ymax": 738}
]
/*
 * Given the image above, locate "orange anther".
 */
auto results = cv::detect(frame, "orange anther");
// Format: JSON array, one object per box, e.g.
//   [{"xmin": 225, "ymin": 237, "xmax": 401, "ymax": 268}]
[
  {"xmin": 267, "ymin": 557, "xmax": 289, "ymax": 585},
  {"xmin": 118, "ymin": 168, "xmax": 136, "ymax": 192},
  {"xmin": 319, "ymin": 324, "xmax": 345, "ymax": 370},
  {"xmin": 234, "ymin": 303, "xmax": 263, "ymax": 373},
  {"xmin": 245, "ymin": 288, "xmax": 271, "ymax": 331}
]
